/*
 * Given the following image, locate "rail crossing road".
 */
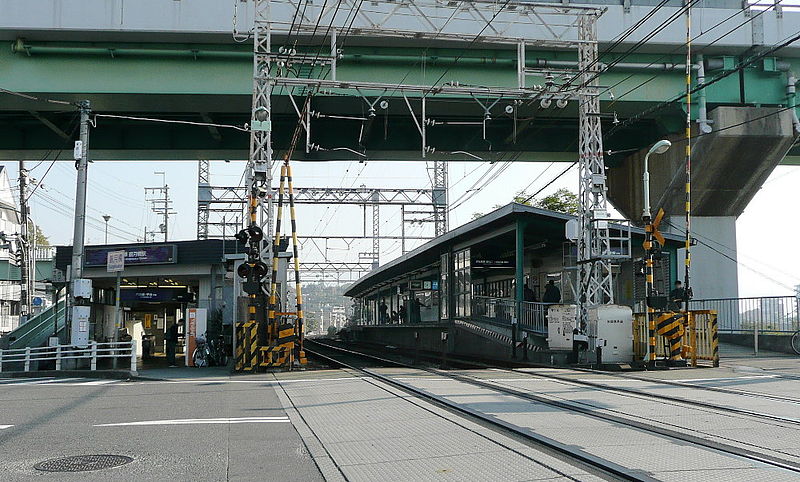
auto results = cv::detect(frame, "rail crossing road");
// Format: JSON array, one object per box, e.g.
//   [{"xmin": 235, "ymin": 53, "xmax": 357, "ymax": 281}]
[{"xmin": 1, "ymin": 353, "xmax": 800, "ymax": 481}]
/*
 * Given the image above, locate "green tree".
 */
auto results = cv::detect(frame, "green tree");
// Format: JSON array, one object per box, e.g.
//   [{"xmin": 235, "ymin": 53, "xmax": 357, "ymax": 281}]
[
  {"xmin": 305, "ymin": 313, "xmax": 320, "ymax": 333},
  {"xmin": 29, "ymin": 223, "xmax": 49, "ymax": 246},
  {"xmin": 530, "ymin": 188, "xmax": 579, "ymax": 215}
]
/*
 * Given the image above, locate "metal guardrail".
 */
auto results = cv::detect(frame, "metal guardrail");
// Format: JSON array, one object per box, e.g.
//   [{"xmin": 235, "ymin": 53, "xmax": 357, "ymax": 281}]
[
  {"xmin": 0, "ymin": 341, "xmax": 137, "ymax": 373},
  {"xmin": 688, "ymin": 296, "xmax": 800, "ymax": 334},
  {"xmin": 471, "ymin": 296, "xmax": 548, "ymax": 334}
]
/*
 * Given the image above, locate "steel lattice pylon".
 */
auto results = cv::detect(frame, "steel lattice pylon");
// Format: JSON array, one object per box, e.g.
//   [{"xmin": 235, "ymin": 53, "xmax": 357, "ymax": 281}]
[
  {"xmin": 577, "ymin": 14, "xmax": 614, "ymax": 327},
  {"xmin": 197, "ymin": 160, "xmax": 210, "ymax": 240},
  {"xmin": 371, "ymin": 191, "xmax": 380, "ymax": 268},
  {"xmin": 254, "ymin": 0, "xmax": 275, "ymax": 260},
  {"xmin": 432, "ymin": 160, "xmax": 448, "ymax": 237}
]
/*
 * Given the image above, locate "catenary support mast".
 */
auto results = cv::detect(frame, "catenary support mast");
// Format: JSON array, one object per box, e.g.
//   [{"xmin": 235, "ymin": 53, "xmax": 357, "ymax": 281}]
[{"xmin": 576, "ymin": 14, "xmax": 614, "ymax": 328}]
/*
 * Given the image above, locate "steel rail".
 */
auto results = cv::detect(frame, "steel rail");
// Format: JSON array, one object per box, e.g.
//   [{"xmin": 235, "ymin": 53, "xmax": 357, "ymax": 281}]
[
  {"xmin": 304, "ymin": 340, "xmax": 652, "ymax": 482},
  {"xmin": 307, "ymin": 339, "xmax": 800, "ymax": 475},
  {"xmin": 564, "ymin": 366, "xmax": 800, "ymax": 406},
  {"xmin": 500, "ymin": 367, "xmax": 800, "ymax": 426}
]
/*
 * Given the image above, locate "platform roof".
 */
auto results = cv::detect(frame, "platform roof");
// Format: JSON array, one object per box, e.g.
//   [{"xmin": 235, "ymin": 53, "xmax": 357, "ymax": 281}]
[{"xmin": 345, "ymin": 203, "xmax": 683, "ymax": 298}]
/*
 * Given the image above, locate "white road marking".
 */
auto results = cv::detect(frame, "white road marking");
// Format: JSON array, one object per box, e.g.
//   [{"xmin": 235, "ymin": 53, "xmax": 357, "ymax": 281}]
[
  {"xmin": 95, "ymin": 416, "xmax": 290, "ymax": 427},
  {"xmin": 136, "ymin": 376, "xmax": 367, "ymax": 385},
  {"xmin": 0, "ymin": 425, "xmax": 13, "ymax": 430},
  {"xmin": 27, "ymin": 378, "xmax": 83, "ymax": 385},
  {"xmin": 0, "ymin": 378, "xmax": 51, "ymax": 384},
  {"xmin": 76, "ymin": 380, "xmax": 117, "ymax": 386}
]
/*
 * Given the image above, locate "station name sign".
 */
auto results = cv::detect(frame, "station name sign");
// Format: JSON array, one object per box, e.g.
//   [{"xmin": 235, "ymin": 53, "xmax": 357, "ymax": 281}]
[
  {"xmin": 85, "ymin": 245, "xmax": 177, "ymax": 267},
  {"xmin": 471, "ymin": 258, "xmax": 513, "ymax": 268}
]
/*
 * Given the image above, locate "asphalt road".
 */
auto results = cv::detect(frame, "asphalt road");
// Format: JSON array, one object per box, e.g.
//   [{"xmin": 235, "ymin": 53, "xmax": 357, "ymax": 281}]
[{"xmin": 0, "ymin": 375, "xmax": 323, "ymax": 481}]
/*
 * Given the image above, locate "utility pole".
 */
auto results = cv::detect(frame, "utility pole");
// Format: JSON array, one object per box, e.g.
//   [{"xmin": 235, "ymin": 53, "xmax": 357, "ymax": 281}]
[
  {"xmin": 145, "ymin": 172, "xmax": 175, "ymax": 242},
  {"xmin": 69, "ymin": 100, "xmax": 92, "ymax": 347},
  {"xmin": 18, "ymin": 159, "xmax": 29, "ymax": 324}
]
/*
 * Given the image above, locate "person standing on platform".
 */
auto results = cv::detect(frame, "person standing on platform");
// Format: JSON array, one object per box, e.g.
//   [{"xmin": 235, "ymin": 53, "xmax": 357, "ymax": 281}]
[
  {"xmin": 412, "ymin": 297, "xmax": 426, "ymax": 324},
  {"xmin": 166, "ymin": 319, "xmax": 182, "ymax": 367},
  {"xmin": 524, "ymin": 284, "xmax": 536, "ymax": 302},
  {"xmin": 379, "ymin": 299, "xmax": 389, "ymax": 324},
  {"xmin": 669, "ymin": 280, "xmax": 686, "ymax": 311},
  {"xmin": 542, "ymin": 280, "xmax": 561, "ymax": 304},
  {"xmin": 398, "ymin": 304, "xmax": 407, "ymax": 324}
]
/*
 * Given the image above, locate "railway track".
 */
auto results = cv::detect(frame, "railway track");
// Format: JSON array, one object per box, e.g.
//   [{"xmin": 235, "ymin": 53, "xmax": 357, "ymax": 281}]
[
  {"xmin": 497, "ymin": 367, "xmax": 800, "ymax": 426},
  {"xmin": 305, "ymin": 340, "xmax": 653, "ymax": 481},
  {"xmin": 307, "ymin": 339, "xmax": 800, "ymax": 479},
  {"xmin": 564, "ymin": 365, "xmax": 800, "ymax": 405}
]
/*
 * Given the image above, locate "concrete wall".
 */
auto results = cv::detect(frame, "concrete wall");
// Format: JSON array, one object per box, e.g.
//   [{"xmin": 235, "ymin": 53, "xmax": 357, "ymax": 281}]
[
  {"xmin": 670, "ymin": 215, "xmax": 739, "ymax": 300},
  {"xmin": 608, "ymin": 106, "xmax": 796, "ymax": 300},
  {"xmin": 720, "ymin": 333, "xmax": 796, "ymax": 355},
  {"xmin": 350, "ymin": 323, "xmax": 558, "ymax": 364}
]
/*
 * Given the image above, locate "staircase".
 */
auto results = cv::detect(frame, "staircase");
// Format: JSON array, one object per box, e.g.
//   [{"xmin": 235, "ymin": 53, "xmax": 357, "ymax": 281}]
[{"xmin": 0, "ymin": 299, "xmax": 66, "ymax": 350}]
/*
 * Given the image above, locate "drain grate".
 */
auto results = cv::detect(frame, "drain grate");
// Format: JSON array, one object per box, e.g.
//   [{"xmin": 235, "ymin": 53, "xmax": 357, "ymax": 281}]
[{"xmin": 34, "ymin": 455, "xmax": 133, "ymax": 472}]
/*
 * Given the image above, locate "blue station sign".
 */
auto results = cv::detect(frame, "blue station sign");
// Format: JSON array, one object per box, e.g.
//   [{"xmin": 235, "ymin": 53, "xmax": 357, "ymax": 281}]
[{"xmin": 85, "ymin": 245, "xmax": 177, "ymax": 267}]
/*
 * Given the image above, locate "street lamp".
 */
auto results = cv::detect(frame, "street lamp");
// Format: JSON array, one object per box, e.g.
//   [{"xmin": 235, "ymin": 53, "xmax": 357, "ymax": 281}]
[
  {"xmin": 642, "ymin": 140, "xmax": 671, "ymax": 219},
  {"xmin": 102, "ymin": 215, "xmax": 111, "ymax": 244}
]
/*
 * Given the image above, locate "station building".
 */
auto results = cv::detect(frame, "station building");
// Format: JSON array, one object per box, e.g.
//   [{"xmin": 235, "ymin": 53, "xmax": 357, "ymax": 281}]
[
  {"xmin": 344, "ymin": 203, "xmax": 683, "ymax": 356},
  {"xmin": 54, "ymin": 239, "xmax": 244, "ymax": 355}
]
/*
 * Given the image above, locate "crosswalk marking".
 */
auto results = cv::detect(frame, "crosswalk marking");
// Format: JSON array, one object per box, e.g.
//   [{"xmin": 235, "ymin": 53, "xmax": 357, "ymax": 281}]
[{"xmin": 0, "ymin": 377, "xmax": 121, "ymax": 387}]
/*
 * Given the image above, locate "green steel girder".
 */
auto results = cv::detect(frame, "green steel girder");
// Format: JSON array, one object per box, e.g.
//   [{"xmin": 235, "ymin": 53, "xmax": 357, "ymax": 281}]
[{"xmin": 1, "ymin": 41, "xmax": 798, "ymax": 162}]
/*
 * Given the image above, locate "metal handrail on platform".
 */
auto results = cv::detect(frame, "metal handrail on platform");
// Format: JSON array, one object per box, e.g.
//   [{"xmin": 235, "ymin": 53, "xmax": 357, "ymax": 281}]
[
  {"xmin": 471, "ymin": 296, "xmax": 548, "ymax": 335},
  {"xmin": 689, "ymin": 296, "xmax": 800, "ymax": 334},
  {"xmin": 0, "ymin": 341, "xmax": 137, "ymax": 373}
]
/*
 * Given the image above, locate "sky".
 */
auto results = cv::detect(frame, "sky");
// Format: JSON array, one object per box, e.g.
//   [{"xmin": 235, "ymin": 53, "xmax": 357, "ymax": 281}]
[{"xmin": 3, "ymin": 158, "xmax": 799, "ymax": 298}]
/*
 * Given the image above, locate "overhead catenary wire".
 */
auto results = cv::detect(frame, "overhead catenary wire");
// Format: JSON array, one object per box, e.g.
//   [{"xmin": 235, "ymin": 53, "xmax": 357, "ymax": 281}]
[
  {"xmin": 610, "ymin": 29, "xmax": 800, "ymax": 134},
  {"xmin": 92, "ymin": 114, "xmax": 250, "ymax": 132},
  {"xmin": 602, "ymin": 1, "xmax": 783, "ymax": 106},
  {"xmin": 662, "ymin": 219, "xmax": 799, "ymax": 292}
]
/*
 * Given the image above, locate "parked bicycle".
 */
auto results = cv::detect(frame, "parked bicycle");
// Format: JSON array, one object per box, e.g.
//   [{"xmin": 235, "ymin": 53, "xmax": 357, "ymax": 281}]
[
  {"xmin": 192, "ymin": 333, "xmax": 228, "ymax": 367},
  {"xmin": 792, "ymin": 331, "xmax": 800, "ymax": 355}
]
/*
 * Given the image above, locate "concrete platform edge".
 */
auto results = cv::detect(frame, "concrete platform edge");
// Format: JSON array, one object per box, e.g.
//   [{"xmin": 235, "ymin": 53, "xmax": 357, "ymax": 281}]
[{"xmin": 272, "ymin": 374, "xmax": 347, "ymax": 482}]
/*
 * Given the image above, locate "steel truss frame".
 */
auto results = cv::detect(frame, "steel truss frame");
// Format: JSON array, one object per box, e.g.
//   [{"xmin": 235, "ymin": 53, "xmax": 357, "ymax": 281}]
[
  {"xmin": 576, "ymin": 14, "xmax": 622, "ymax": 329},
  {"xmin": 241, "ymin": 0, "xmax": 614, "ymax": 334},
  {"xmin": 205, "ymin": 186, "xmax": 438, "ymax": 205}
]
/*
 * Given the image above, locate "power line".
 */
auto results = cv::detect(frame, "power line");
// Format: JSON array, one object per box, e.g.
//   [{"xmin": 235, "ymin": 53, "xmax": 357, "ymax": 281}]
[{"xmin": 611, "ymin": 29, "xmax": 800, "ymax": 134}]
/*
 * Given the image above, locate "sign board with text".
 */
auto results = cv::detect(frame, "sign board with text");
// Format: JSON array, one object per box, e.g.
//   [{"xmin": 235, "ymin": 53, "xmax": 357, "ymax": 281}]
[
  {"xmin": 107, "ymin": 250, "xmax": 126, "ymax": 272},
  {"xmin": 86, "ymin": 245, "xmax": 176, "ymax": 268}
]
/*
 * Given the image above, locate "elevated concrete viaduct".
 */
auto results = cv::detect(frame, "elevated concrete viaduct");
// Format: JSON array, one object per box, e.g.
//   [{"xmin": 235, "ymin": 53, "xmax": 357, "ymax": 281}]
[{"xmin": 608, "ymin": 106, "xmax": 798, "ymax": 298}]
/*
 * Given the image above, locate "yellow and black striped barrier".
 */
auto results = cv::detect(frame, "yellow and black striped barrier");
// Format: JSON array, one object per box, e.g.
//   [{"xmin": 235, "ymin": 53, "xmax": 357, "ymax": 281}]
[
  {"xmin": 656, "ymin": 312, "xmax": 685, "ymax": 361},
  {"xmin": 634, "ymin": 310, "xmax": 718, "ymax": 367}
]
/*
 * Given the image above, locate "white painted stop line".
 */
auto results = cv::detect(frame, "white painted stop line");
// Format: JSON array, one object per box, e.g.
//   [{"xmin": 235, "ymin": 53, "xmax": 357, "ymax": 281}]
[
  {"xmin": 95, "ymin": 417, "xmax": 290, "ymax": 427},
  {"xmin": 0, "ymin": 425, "xmax": 13, "ymax": 430}
]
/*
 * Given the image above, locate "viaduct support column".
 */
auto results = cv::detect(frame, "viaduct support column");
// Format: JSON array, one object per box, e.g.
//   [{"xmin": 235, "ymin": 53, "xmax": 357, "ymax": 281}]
[{"xmin": 607, "ymin": 106, "xmax": 796, "ymax": 299}]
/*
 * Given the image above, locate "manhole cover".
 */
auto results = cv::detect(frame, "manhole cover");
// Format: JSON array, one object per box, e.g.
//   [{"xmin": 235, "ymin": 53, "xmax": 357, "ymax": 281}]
[{"xmin": 34, "ymin": 455, "xmax": 133, "ymax": 472}]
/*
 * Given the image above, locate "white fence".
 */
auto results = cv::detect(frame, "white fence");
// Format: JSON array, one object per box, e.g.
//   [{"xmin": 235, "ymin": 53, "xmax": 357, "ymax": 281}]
[{"xmin": 0, "ymin": 341, "xmax": 137, "ymax": 373}]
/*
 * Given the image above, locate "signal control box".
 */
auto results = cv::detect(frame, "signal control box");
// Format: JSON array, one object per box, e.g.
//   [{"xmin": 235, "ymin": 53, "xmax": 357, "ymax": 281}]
[
  {"xmin": 588, "ymin": 305, "xmax": 634, "ymax": 363},
  {"xmin": 547, "ymin": 304, "xmax": 578, "ymax": 350}
]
